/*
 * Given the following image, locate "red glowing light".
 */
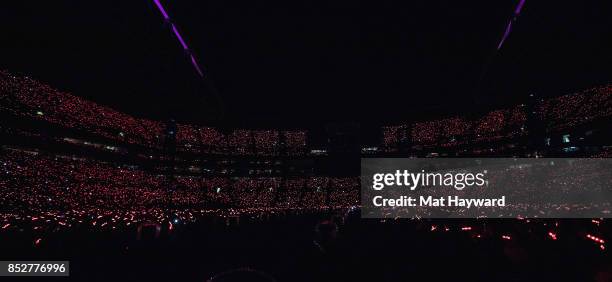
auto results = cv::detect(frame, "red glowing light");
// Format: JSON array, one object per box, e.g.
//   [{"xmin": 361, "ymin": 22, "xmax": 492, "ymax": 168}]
[{"xmin": 587, "ymin": 234, "xmax": 605, "ymax": 244}]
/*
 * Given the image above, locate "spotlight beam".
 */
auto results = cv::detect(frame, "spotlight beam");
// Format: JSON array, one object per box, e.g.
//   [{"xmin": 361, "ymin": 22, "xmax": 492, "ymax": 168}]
[
  {"xmin": 497, "ymin": 0, "xmax": 526, "ymax": 50},
  {"xmin": 152, "ymin": 0, "xmax": 204, "ymax": 78}
]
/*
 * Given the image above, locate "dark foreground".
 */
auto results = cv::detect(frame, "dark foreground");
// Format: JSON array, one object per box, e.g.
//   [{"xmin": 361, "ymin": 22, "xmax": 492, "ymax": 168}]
[{"xmin": 1, "ymin": 212, "xmax": 610, "ymax": 282}]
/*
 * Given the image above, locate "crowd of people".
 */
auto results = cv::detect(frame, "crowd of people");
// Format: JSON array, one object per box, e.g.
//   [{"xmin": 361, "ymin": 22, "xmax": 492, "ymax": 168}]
[
  {"xmin": 386, "ymin": 105, "xmax": 527, "ymax": 150},
  {"xmin": 3, "ymin": 70, "xmax": 610, "ymax": 157},
  {"xmin": 1, "ymin": 70, "xmax": 611, "ymax": 258},
  {"xmin": 0, "ymin": 71, "xmax": 164, "ymax": 147},
  {"xmin": 1, "ymin": 71, "xmax": 611, "ymax": 281},
  {"xmin": 383, "ymin": 85, "xmax": 611, "ymax": 151},
  {"xmin": 538, "ymin": 85, "xmax": 612, "ymax": 132},
  {"xmin": 0, "ymin": 70, "xmax": 308, "ymax": 156},
  {"xmin": 0, "ymin": 148, "xmax": 359, "ymax": 232}
]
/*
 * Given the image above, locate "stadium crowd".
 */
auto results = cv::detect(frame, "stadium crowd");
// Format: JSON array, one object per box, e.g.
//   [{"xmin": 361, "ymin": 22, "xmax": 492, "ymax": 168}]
[
  {"xmin": 0, "ymin": 148, "xmax": 359, "ymax": 231},
  {"xmin": 538, "ymin": 85, "xmax": 612, "ymax": 132},
  {"xmin": 1, "ymin": 70, "xmax": 611, "ymax": 281},
  {"xmin": 383, "ymin": 86, "xmax": 611, "ymax": 151},
  {"xmin": 3, "ymin": 70, "xmax": 610, "ymax": 156},
  {"xmin": 0, "ymin": 70, "xmax": 308, "ymax": 156},
  {"xmin": 1, "ymin": 70, "xmax": 611, "ymax": 266}
]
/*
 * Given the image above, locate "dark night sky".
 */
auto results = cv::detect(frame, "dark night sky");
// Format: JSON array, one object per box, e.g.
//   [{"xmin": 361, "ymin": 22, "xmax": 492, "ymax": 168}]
[{"xmin": 1, "ymin": 1, "xmax": 611, "ymax": 127}]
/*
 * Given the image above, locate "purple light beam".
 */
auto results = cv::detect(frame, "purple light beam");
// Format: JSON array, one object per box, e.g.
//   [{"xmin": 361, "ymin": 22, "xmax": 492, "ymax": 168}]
[
  {"xmin": 152, "ymin": 0, "xmax": 204, "ymax": 77},
  {"xmin": 153, "ymin": 0, "xmax": 169, "ymax": 20},
  {"xmin": 171, "ymin": 25, "xmax": 189, "ymax": 51},
  {"xmin": 497, "ymin": 0, "xmax": 526, "ymax": 50}
]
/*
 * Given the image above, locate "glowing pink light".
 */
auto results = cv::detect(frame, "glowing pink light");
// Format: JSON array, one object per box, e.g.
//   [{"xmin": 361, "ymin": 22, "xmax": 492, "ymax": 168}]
[
  {"xmin": 587, "ymin": 234, "xmax": 605, "ymax": 244},
  {"xmin": 502, "ymin": 235, "xmax": 512, "ymax": 240},
  {"xmin": 548, "ymin": 232, "xmax": 557, "ymax": 240},
  {"xmin": 461, "ymin": 226, "xmax": 472, "ymax": 231}
]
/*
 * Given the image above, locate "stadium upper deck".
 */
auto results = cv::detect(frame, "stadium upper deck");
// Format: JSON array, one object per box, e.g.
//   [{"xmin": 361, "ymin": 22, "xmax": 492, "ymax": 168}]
[{"xmin": 1, "ymin": 70, "xmax": 610, "ymax": 160}]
